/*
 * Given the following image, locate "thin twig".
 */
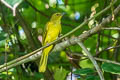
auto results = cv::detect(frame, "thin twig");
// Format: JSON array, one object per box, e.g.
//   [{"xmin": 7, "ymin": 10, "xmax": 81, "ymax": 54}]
[
  {"xmin": 77, "ymin": 42, "xmax": 104, "ymax": 80},
  {"xmin": 16, "ymin": 9, "xmax": 37, "ymax": 50},
  {"xmin": 96, "ymin": 32, "xmax": 101, "ymax": 54},
  {"xmin": 24, "ymin": 0, "xmax": 49, "ymax": 18},
  {"xmin": 1, "ymin": 0, "xmax": 12, "ymax": 9},
  {"xmin": 73, "ymin": 53, "xmax": 120, "ymax": 66},
  {"xmin": 103, "ymin": 27, "xmax": 120, "ymax": 30},
  {"xmin": 100, "ymin": 33, "xmax": 117, "ymax": 40},
  {"xmin": 95, "ymin": 44, "xmax": 120, "ymax": 57}
]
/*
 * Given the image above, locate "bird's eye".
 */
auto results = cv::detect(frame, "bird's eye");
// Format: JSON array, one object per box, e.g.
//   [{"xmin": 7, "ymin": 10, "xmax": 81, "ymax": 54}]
[{"xmin": 56, "ymin": 13, "xmax": 60, "ymax": 16}]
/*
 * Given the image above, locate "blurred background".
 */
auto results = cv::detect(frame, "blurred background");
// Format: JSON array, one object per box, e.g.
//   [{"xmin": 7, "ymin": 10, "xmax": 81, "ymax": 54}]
[{"xmin": 0, "ymin": 0, "xmax": 120, "ymax": 80}]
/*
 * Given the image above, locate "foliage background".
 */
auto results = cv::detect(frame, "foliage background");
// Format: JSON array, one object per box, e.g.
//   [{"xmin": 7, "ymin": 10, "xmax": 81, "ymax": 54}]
[{"xmin": 0, "ymin": 0, "xmax": 120, "ymax": 80}]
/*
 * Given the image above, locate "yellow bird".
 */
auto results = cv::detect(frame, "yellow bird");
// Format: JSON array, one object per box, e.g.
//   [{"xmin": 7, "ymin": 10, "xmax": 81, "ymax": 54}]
[{"xmin": 39, "ymin": 13, "xmax": 63, "ymax": 72}]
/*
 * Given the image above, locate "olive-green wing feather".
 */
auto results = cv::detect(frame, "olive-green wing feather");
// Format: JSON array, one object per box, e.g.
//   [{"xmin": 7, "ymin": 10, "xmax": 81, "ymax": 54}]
[{"xmin": 42, "ymin": 22, "xmax": 51, "ymax": 45}]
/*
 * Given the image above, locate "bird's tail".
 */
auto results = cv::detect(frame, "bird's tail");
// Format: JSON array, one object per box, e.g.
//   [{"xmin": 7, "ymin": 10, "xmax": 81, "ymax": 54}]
[{"xmin": 39, "ymin": 45, "xmax": 53, "ymax": 72}]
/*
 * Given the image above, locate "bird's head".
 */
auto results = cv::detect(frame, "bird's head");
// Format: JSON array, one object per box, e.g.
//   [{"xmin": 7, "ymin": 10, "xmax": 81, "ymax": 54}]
[{"xmin": 50, "ymin": 13, "xmax": 64, "ymax": 21}]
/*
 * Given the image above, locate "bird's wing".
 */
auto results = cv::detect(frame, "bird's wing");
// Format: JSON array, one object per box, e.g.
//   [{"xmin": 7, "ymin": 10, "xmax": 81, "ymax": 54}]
[{"xmin": 42, "ymin": 22, "xmax": 52, "ymax": 45}]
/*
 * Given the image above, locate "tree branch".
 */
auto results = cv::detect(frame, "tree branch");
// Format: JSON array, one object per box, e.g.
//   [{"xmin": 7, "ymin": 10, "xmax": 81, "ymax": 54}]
[
  {"xmin": 77, "ymin": 42, "xmax": 104, "ymax": 80},
  {"xmin": 103, "ymin": 27, "xmax": 120, "ymax": 30},
  {"xmin": 16, "ymin": 9, "xmax": 37, "ymax": 50}
]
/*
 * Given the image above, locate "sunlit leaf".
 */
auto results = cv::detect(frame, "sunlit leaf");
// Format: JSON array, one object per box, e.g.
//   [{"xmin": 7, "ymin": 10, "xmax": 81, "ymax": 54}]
[{"xmin": 54, "ymin": 67, "xmax": 68, "ymax": 80}]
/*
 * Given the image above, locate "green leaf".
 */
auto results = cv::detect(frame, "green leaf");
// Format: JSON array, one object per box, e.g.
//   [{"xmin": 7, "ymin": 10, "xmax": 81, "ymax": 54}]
[
  {"xmin": 31, "ymin": 0, "xmax": 45, "ymax": 10},
  {"xmin": 80, "ymin": 59, "xmax": 94, "ymax": 68},
  {"xmin": 0, "ymin": 48, "xmax": 5, "ymax": 52},
  {"xmin": 73, "ymin": 68, "xmax": 95, "ymax": 75},
  {"xmin": 86, "ymin": 75, "xmax": 100, "ymax": 80},
  {"xmin": 0, "ymin": 32, "xmax": 7, "ymax": 41},
  {"xmin": 16, "ymin": 52, "xmax": 27, "ymax": 56},
  {"xmin": 34, "ymin": 72, "xmax": 44, "ymax": 79},
  {"xmin": 0, "ymin": 74, "xmax": 8, "ymax": 79},
  {"xmin": 101, "ymin": 62, "xmax": 120, "ymax": 74},
  {"xmin": 54, "ymin": 67, "xmax": 68, "ymax": 80},
  {"xmin": 0, "ymin": 40, "xmax": 6, "ymax": 47}
]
